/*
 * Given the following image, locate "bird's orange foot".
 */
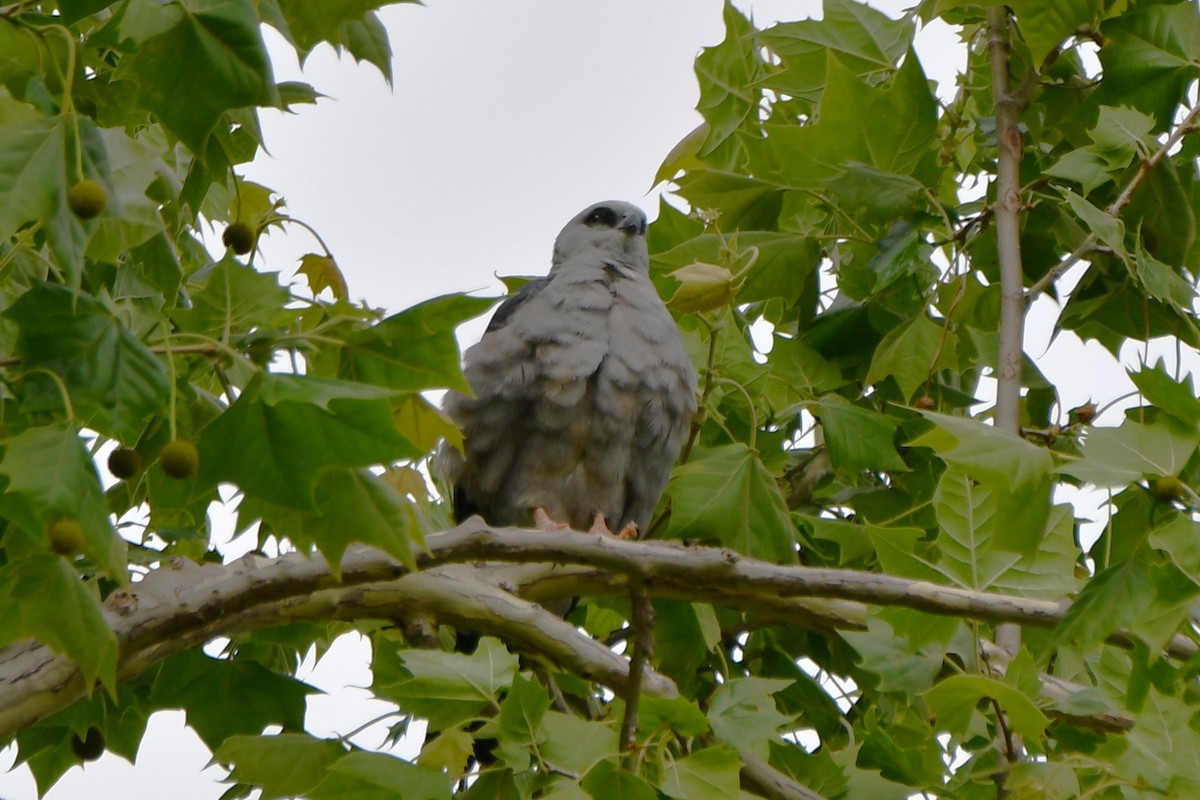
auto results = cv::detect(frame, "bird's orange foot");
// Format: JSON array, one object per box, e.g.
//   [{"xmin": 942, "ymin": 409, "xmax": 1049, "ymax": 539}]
[
  {"xmin": 588, "ymin": 513, "xmax": 638, "ymax": 539},
  {"xmin": 533, "ymin": 507, "xmax": 570, "ymax": 531}
]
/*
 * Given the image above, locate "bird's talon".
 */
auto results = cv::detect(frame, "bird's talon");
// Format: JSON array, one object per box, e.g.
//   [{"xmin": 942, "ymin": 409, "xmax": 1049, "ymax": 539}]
[{"xmin": 534, "ymin": 507, "xmax": 570, "ymax": 531}]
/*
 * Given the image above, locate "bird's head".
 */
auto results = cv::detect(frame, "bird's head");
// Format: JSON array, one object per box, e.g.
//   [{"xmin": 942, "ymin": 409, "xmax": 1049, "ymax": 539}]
[{"xmin": 551, "ymin": 201, "xmax": 649, "ymax": 272}]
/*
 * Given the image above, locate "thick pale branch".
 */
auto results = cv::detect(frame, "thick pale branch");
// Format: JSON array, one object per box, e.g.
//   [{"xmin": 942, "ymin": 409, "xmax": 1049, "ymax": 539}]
[{"xmin": 0, "ymin": 524, "xmax": 1192, "ymax": 742}]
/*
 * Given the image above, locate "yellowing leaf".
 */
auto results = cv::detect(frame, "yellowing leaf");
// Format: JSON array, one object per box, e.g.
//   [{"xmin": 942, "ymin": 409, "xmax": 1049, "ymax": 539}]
[
  {"xmin": 393, "ymin": 394, "xmax": 461, "ymax": 453},
  {"xmin": 297, "ymin": 253, "xmax": 348, "ymax": 300}
]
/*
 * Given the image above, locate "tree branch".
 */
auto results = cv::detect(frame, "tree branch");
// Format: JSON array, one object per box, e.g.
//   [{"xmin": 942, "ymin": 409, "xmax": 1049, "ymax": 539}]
[
  {"xmin": 1027, "ymin": 100, "xmax": 1200, "ymax": 301},
  {"xmin": 619, "ymin": 584, "xmax": 653, "ymax": 767},
  {"xmin": 0, "ymin": 524, "xmax": 1191, "ymax": 742}
]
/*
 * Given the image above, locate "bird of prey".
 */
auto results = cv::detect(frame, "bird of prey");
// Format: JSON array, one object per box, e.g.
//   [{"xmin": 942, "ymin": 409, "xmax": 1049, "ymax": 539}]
[{"xmin": 440, "ymin": 201, "xmax": 697, "ymax": 537}]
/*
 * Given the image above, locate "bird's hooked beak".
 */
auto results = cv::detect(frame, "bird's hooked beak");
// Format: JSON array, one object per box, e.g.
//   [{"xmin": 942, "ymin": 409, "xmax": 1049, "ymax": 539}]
[{"xmin": 618, "ymin": 211, "xmax": 647, "ymax": 237}]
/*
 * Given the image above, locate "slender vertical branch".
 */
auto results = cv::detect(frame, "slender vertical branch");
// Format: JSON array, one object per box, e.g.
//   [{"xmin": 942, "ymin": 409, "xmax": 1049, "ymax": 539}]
[
  {"xmin": 620, "ymin": 585, "xmax": 655, "ymax": 769},
  {"xmin": 988, "ymin": 6, "xmax": 1025, "ymax": 439},
  {"xmin": 987, "ymin": 8, "xmax": 1026, "ymax": 788}
]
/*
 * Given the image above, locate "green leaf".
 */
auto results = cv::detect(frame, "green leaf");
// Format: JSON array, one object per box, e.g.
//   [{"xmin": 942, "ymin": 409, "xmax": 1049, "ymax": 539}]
[
  {"xmin": 172, "ymin": 255, "xmax": 290, "ymax": 340},
  {"xmin": 815, "ymin": 396, "xmax": 907, "ymax": 473},
  {"xmin": 5, "ymin": 282, "xmax": 169, "ymax": 443},
  {"xmin": 216, "ymin": 733, "xmax": 347, "ymax": 800},
  {"xmin": 1059, "ymin": 419, "xmax": 1200, "ymax": 486},
  {"xmin": 667, "ymin": 443, "xmax": 797, "ymax": 563},
  {"xmin": 1055, "ymin": 552, "xmax": 1198, "ymax": 651},
  {"xmin": 0, "ymin": 556, "xmax": 117, "ymax": 691},
  {"xmin": 923, "ymin": 675, "xmax": 1049, "ymax": 740},
  {"xmin": 340, "ymin": 293, "xmax": 497, "ymax": 392},
  {"xmin": 581, "ymin": 759, "xmax": 659, "ymax": 800},
  {"xmin": 149, "ymin": 649, "xmax": 315, "ymax": 752},
  {"xmin": 760, "ymin": 336, "xmax": 846, "ymax": 412},
  {"xmin": 932, "ymin": 468, "xmax": 1014, "ymax": 591},
  {"xmin": 638, "ymin": 695, "xmax": 711, "ymax": 739},
  {"xmin": 374, "ymin": 638, "xmax": 518, "ymax": 730},
  {"xmin": 1128, "ymin": 362, "xmax": 1200, "ymax": 427},
  {"xmin": 1097, "ymin": 4, "xmax": 1200, "ymax": 130},
  {"xmin": 0, "ymin": 113, "xmax": 111, "ymax": 287},
  {"xmin": 761, "ymin": 0, "xmax": 912, "ymax": 101},
  {"xmin": 269, "ymin": 1, "xmax": 416, "ymax": 84},
  {"xmin": 310, "ymin": 752, "xmax": 451, "ymax": 800},
  {"xmin": 417, "ymin": 728, "xmax": 473, "ymax": 781},
  {"xmin": 197, "ymin": 373, "xmax": 411, "ymax": 509},
  {"xmin": 1063, "ymin": 190, "xmax": 1126, "ymax": 258},
  {"xmin": 745, "ymin": 49, "xmax": 940, "ymax": 187},
  {"xmin": 241, "ymin": 468, "xmax": 423, "ymax": 574},
  {"xmin": 910, "ymin": 410, "xmax": 1053, "ymax": 552},
  {"xmin": 0, "ymin": 423, "xmax": 126, "ymax": 578},
  {"xmin": 659, "ymin": 746, "xmax": 741, "ymax": 800},
  {"xmin": 1134, "ymin": 244, "xmax": 1196, "ymax": 312},
  {"xmin": 119, "ymin": 0, "xmax": 279, "ymax": 153},
  {"xmin": 1149, "ymin": 515, "xmax": 1200, "ymax": 585},
  {"xmin": 496, "ymin": 674, "xmax": 551, "ymax": 769},
  {"xmin": 842, "ymin": 616, "xmax": 945, "ymax": 694},
  {"xmin": 864, "ymin": 315, "xmax": 951, "ymax": 401},
  {"xmin": 708, "ymin": 677, "xmax": 791, "ymax": 758},
  {"xmin": 540, "ymin": 712, "xmax": 619, "ymax": 776},
  {"xmin": 693, "ymin": 2, "xmax": 765, "ymax": 157}
]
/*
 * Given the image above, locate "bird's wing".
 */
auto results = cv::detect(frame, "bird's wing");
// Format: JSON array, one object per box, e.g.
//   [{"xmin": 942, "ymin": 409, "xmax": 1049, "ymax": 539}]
[{"xmin": 484, "ymin": 277, "xmax": 552, "ymax": 334}]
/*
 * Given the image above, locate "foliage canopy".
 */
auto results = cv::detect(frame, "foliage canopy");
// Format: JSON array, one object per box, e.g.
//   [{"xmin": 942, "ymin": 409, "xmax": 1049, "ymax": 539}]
[{"xmin": 0, "ymin": 0, "xmax": 1199, "ymax": 798}]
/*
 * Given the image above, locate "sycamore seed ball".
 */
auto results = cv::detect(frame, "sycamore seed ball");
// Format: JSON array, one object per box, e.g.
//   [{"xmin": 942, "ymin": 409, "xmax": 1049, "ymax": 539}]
[
  {"xmin": 914, "ymin": 395, "xmax": 936, "ymax": 410},
  {"xmin": 66, "ymin": 179, "xmax": 107, "ymax": 219},
  {"xmin": 223, "ymin": 222, "xmax": 256, "ymax": 255},
  {"xmin": 159, "ymin": 439, "xmax": 199, "ymax": 480},
  {"xmin": 1152, "ymin": 475, "xmax": 1187, "ymax": 503},
  {"xmin": 107, "ymin": 446, "xmax": 143, "ymax": 479},
  {"xmin": 70, "ymin": 727, "xmax": 105, "ymax": 761},
  {"xmin": 48, "ymin": 518, "xmax": 84, "ymax": 556}
]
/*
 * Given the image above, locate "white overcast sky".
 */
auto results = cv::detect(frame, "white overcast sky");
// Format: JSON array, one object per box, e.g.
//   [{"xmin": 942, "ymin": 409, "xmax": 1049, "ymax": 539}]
[{"xmin": 1, "ymin": 1, "xmax": 1172, "ymax": 798}]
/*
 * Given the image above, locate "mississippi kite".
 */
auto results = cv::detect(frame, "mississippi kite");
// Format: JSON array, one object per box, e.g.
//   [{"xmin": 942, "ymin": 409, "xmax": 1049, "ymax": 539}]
[{"xmin": 441, "ymin": 201, "xmax": 697, "ymax": 536}]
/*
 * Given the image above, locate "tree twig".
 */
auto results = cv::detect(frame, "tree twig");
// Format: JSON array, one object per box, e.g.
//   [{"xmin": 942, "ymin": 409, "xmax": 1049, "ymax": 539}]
[
  {"xmin": 619, "ymin": 583, "xmax": 654, "ymax": 767},
  {"xmin": 1027, "ymin": 101, "xmax": 1200, "ymax": 301}
]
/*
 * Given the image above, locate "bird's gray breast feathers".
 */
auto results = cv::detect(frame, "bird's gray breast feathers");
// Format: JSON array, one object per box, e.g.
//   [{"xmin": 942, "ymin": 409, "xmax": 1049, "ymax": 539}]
[{"xmin": 443, "ymin": 244, "xmax": 697, "ymax": 533}]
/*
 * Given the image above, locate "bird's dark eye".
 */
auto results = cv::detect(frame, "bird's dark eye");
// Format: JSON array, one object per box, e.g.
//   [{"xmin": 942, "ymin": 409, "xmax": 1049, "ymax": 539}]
[{"xmin": 584, "ymin": 207, "xmax": 618, "ymax": 227}]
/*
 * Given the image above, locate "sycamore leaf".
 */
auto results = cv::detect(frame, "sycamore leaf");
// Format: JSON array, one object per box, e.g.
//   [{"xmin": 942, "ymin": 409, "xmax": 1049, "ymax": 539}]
[
  {"xmin": 667, "ymin": 443, "xmax": 797, "ymax": 563},
  {"xmin": 393, "ymin": 393, "xmax": 461, "ymax": 453},
  {"xmin": 1128, "ymin": 362, "xmax": 1200, "ymax": 427},
  {"xmin": 708, "ymin": 678, "xmax": 792, "ymax": 759},
  {"xmin": 216, "ymin": 734, "xmax": 347, "ymax": 800},
  {"xmin": 0, "ymin": 424, "xmax": 126, "ymax": 578},
  {"xmin": 5, "ymin": 282, "xmax": 169, "ymax": 444},
  {"xmin": 815, "ymin": 396, "xmax": 907, "ymax": 473},
  {"xmin": 119, "ymin": 0, "xmax": 279, "ymax": 153},
  {"xmin": 341, "ymin": 294, "xmax": 497, "ymax": 392},
  {"xmin": 197, "ymin": 374, "xmax": 412, "ymax": 509},
  {"xmin": 417, "ymin": 728, "xmax": 474, "ymax": 782},
  {"xmin": 582, "ymin": 761, "xmax": 659, "ymax": 800},
  {"xmin": 297, "ymin": 253, "xmax": 348, "ymax": 300},
  {"xmin": 924, "ymin": 675, "xmax": 1049, "ymax": 740},
  {"xmin": 309, "ymin": 752, "xmax": 450, "ymax": 800},
  {"xmin": 0, "ymin": 556, "xmax": 117, "ymax": 692},
  {"xmin": 172, "ymin": 256, "xmax": 290, "ymax": 340},
  {"xmin": 910, "ymin": 410, "xmax": 1052, "ymax": 552},
  {"xmin": 1059, "ymin": 419, "xmax": 1200, "ymax": 486},
  {"xmin": 374, "ymin": 638, "xmax": 518, "ymax": 731},
  {"xmin": 659, "ymin": 746, "xmax": 741, "ymax": 800},
  {"xmin": 864, "ymin": 315, "xmax": 952, "ymax": 399},
  {"xmin": 150, "ymin": 649, "xmax": 316, "ymax": 753}
]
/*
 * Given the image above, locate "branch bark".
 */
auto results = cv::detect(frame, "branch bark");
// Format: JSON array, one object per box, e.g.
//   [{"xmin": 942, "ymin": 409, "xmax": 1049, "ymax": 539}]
[{"xmin": 0, "ymin": 524, "xmax": 1188, "ymax": 742}]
